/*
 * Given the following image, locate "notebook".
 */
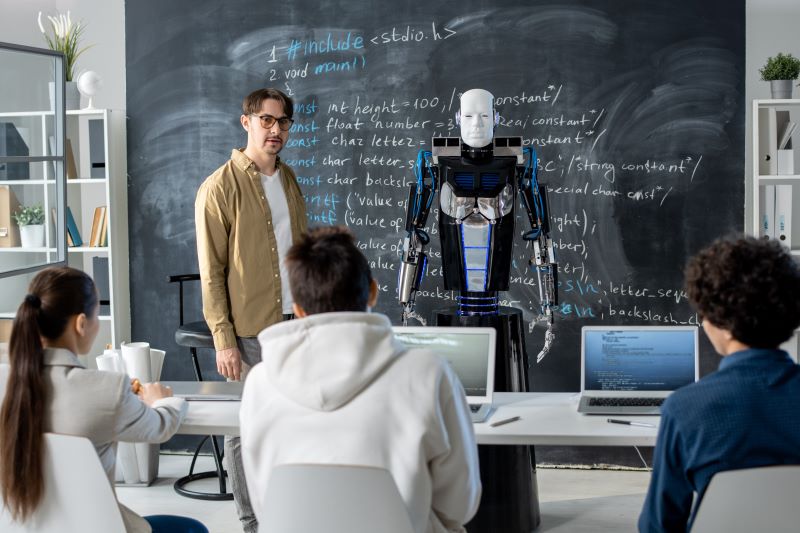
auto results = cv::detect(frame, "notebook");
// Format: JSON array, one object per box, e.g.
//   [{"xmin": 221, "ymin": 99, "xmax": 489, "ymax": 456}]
[
  {"xmin": 166, "ymin": 381, "xmax": 244, "ymax": 401},
  {"xmin": 393, "ymin": 326, "xmax": 496, "ymax": 423},
  {"xmin": 577, "ymin": 325, "xmax": 699, "ymax": 415}
]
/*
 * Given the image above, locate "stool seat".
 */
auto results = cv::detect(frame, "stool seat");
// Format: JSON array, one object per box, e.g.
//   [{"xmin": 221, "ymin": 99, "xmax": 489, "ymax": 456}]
[{"xmin": 175, "ymin": 321, "xmax": 214, "ymax": 349}]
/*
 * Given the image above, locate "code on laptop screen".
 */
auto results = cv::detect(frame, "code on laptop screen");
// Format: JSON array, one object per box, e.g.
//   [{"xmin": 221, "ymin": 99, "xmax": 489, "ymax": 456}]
[
  {"xmin": 584, "ymin": 329, "xmax": 696, "ymax": 391},
  {"xmin": 394, "ymin": 332, "xmax": 491, "ymax": 397}
]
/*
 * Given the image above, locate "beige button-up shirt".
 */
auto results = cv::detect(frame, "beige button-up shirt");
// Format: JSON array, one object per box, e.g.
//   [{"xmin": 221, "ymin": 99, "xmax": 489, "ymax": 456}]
[{"xmin": 195, "ymin": 149, "xmax": 307, "ymax": 350}]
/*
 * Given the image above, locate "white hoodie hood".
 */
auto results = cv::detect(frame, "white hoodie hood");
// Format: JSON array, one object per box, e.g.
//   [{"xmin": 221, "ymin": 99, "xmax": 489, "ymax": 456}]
[{"xmin": 257, "ymin": 312, "xmax": 405, "ymax": 411}]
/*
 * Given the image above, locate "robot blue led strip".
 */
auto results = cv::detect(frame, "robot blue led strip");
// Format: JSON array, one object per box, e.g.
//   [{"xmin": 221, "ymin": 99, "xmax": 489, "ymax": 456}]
[{"xmin": 398, "ymin": 89, "xmax": 559, "ymax": 532}]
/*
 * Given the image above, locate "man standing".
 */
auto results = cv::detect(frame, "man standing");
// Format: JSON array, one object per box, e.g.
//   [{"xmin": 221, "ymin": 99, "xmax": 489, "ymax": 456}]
[{"xmin": 195, "ymin": 88, "xmax": 307, "ymax": 532}]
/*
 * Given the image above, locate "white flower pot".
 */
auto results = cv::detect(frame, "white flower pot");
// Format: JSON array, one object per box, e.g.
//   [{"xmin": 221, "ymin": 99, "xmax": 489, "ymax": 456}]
[{"xmin": 19, "ymin": 224, "xmax": 45, "ymax": 248}]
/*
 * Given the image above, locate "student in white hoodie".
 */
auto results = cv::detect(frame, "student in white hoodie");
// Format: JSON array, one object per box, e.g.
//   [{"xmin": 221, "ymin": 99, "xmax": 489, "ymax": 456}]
[{"xmin": 240, "ymin": 226, "xmax": 481, "ymax": 533}]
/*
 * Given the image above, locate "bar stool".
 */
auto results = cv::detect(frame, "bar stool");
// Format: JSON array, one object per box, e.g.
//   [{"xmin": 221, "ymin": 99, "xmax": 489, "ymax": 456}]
[{"xmin": 168, "ymin": 274, "xmax": 232, "ymax": 501}]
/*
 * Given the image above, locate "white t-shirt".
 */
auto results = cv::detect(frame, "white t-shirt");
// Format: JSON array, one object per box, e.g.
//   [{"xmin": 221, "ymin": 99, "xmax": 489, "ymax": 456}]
[{"xmin": 261, "ymin": 169, "xmax": 294, "ymax": 314}]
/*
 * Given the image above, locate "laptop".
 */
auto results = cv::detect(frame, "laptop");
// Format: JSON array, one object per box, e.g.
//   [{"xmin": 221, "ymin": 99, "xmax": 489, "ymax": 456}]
[
  {"xmin": 577, "ymin": 325, "xmax": 699, "ymax": 415},
  {"xmin": 393, "ymin": 326, "xmax": 496, "ymax": 423},
  {"xmin": 165, "ymin": 381, "xmax": 244, "ymax": 401}
]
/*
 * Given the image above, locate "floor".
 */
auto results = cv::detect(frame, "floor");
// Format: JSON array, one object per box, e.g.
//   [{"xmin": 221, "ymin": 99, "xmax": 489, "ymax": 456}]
[{"xmin": 118, "ymin": 454, "xmax": 651, "ymax": 533}]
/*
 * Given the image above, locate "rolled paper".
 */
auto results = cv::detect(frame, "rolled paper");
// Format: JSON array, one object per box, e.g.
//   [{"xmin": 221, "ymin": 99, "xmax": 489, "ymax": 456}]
[
  {"xmin": 149, "ymin": 349, "xmax": 166, "ymax": 381},
  {"xmin": 96, "ymin": 349, "xmax": 124, "ymax": 373},
  {"xmin": 120, "ymin": 341, "xmax": 152, "ymax": 383}
]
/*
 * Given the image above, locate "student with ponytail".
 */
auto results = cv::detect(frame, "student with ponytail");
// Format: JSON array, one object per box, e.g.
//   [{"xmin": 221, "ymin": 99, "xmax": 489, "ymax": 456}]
[{"xmin": 0, "ymin": 267, "xmax": 207, "ymax": 533}]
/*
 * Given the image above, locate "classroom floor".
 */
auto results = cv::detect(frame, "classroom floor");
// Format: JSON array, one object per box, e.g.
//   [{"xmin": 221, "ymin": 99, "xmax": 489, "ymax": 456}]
[{"xmin": 117, "ymin": 454, "xmax": 651, "ymax": 532}]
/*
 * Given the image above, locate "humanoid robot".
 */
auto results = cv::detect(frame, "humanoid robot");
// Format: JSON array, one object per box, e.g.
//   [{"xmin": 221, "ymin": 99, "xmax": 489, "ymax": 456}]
[
  {"xmin": 398, "ymin": 88, "xmax": 558, "ymax": 361},
  {"xmin": 396, "ymin": 88, "xmax": 558, "ymax": 532}
]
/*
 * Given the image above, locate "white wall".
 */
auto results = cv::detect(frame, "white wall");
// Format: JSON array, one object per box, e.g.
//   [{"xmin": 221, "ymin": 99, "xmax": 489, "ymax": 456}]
[{"xmin": 0, "ymin": 0, "xmax": 126, "ymax": 110}]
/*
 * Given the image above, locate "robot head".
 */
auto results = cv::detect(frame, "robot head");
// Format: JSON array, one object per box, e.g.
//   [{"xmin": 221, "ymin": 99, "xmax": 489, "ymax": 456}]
[{"xmin": 456, "ymin": 88, "xmax": 497, "ymax": 149}]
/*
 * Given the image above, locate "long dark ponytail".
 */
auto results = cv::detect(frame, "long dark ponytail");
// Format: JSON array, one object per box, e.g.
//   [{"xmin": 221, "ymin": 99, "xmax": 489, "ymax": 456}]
[{"xmin": 0, "ymin": 266, "xmax": 97, "ymax": 521}]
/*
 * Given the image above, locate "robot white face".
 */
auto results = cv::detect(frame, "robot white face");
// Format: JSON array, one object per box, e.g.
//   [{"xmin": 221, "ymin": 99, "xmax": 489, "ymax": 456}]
[{"xmin": 458, "ymin": 89, "xmax": 495, "ymax": 148}]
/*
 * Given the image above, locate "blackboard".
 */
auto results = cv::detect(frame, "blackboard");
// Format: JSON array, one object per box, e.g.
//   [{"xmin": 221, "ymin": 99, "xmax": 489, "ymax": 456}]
[{"xmin": 125, "ymin": 0, "xmax": 743, "ymax": 397}]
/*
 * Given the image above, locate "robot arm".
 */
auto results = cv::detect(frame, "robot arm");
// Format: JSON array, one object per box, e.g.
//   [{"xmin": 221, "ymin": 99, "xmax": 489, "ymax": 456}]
[
  {"xmin": 398, "ymin": 150, "xmax": 436, "ymax": 325},
  {"xmin": 519, "ymin": 148, "xmax": 558, "ymax": 362}
]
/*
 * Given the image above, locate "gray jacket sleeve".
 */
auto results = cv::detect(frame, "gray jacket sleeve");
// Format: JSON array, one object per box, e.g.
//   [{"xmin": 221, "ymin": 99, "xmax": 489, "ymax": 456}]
[{"xmin": 113, "ymin": 381, "xmax": 187, "ymax": 443}]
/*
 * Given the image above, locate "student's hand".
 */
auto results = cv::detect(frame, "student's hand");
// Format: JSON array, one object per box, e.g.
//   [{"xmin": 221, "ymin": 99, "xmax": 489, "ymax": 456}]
[
  {"xmin": 216, "ymin": 347, "xmax": 242, "ymax": 381},
  {"xmin": 138, "ymin": 382, "xmax": 173, "ymax": 406}
]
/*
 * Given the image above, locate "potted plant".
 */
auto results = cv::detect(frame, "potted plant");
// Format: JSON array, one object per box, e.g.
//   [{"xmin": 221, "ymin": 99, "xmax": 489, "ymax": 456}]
[
  {"xmin": 12, "ymin": 205, "xmax": 46, "ymax": 248},
  {"xmin": 37, "ymin": 11, "xmax": 91, "ymax": 110},
  {"xmin": 759, "ymin": 53, "xmax": 800, "ymax": 99}
]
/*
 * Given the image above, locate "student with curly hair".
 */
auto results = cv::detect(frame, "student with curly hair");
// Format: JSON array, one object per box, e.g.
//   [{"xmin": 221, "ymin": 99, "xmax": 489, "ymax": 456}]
[{"xmin": 639, "ymin": 236, "xmax": 800, "ymax": 532}]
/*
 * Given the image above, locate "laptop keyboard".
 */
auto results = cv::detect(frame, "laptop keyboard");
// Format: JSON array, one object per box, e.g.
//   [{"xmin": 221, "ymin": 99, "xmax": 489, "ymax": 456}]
[{"xmin": 588, "ymin": 397, "xmax": 665, "ymax": 407}]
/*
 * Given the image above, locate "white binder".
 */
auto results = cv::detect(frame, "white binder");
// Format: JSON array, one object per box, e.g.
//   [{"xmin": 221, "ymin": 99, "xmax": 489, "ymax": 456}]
[
  {"xmin": 758, "ymin": 108, "xmax": 793, "ymax": 176},
  {"xmin": 775, "ymin": 184, "xmax": 793, "ymax": 248},
  {"xmin": 760, "ymin": 184, "xmax": 776, "ymax": 240}
]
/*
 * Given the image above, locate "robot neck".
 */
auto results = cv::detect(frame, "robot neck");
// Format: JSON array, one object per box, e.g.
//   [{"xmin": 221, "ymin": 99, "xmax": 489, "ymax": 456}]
[{"xmin": 461, "ymin": 142, "xmax": 494, "ymax": 163}]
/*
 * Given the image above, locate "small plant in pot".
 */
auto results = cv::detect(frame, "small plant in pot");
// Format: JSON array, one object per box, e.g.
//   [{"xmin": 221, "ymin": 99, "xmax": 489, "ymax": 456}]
[
  {"xmin": 760, "ymin": 53, "xmax": 800, "ymax": 99},
  {"xmin": 12, "ymin": 205, "xmax": 46, "ymax": 248}
]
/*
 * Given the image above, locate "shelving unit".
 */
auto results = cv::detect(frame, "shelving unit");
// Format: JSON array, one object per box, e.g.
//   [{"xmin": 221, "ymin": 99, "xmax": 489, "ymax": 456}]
[
  {"xmin": 64, "ymin": 109, "xmax": 130, "ymax": 357},
  {"xmin": 751, "ymin": 99, "xmax": 800, "ymax": 360},
  {"xmin": 752, "ymin": 99, "xmax": 800, "ymax": 256},
  {"xmin": 0, "ymin": 108, "xmax": 129, "ymax": 358}
]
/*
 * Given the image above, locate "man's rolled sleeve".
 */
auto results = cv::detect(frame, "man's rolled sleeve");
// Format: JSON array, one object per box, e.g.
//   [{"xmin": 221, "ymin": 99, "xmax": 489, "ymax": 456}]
[{"xmin": 195, "ymin": 180, "xmax": 237, "ymax": 351}]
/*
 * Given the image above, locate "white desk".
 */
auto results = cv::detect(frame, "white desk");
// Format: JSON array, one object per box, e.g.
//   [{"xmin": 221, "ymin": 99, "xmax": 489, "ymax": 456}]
[{"xmin": 170, "ymin": 385, "xmax": 659, "ymax": 446}]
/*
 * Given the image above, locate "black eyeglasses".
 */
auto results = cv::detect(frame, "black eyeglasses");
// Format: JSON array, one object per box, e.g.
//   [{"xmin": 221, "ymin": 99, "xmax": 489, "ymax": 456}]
[{"xmin": 251, "ymin": 114, "xmax": 294, "ymax": 131}]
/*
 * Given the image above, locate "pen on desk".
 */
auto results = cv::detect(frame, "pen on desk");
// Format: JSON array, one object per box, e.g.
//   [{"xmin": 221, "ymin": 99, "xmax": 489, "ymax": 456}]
[
  {"xmin": 490, "ymin": 416, "xmax": 521, "ymax": 428},
  {"xmin": 607, "ymin": 418, "xmax": 655, "ymax": 428}
]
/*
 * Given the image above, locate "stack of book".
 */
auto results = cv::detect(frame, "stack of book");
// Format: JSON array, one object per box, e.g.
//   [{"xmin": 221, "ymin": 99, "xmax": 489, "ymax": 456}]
[
  {"xmin": 88, "ymin": 206, "xmax": 108, "ymax": 247},
  {"xmin": 65, "ymin": 205, "xmax": 108, "ymax": 247}
]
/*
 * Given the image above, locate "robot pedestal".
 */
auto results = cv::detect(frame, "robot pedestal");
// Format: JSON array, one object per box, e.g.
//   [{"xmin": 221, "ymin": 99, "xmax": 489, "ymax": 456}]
[{"xmin": 436, "ymin": 307, "xmax": 541, "ymax": 532}]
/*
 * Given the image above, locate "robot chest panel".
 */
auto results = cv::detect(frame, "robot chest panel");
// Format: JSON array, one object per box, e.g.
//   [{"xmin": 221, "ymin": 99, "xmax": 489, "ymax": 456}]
[
  {"xmin": 436, "ymin": 157, "xmax": 519, "ymax": 222},
  {"xmin": 440, "ymin": 180, "xmax": 516, "ymax": 221}
]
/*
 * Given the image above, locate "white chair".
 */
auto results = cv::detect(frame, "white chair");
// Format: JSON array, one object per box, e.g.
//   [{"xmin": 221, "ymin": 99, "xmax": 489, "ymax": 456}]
[
  {"xmin": 260, "ymin": 464, "xmax": 415, "ymax": 533},
  {"xmin": 0, "ymin": 433, "xmax": 126, "ymax": 533},
  {"xmin": 691, "ymin": 465, "xmax": 800, "ymax": 533}
]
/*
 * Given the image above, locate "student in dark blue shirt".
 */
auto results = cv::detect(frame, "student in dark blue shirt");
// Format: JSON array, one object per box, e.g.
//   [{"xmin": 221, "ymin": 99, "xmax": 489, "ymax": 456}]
[{"xmin": 639, "ymin": 236, "xmax": 800, "ymax": 533}]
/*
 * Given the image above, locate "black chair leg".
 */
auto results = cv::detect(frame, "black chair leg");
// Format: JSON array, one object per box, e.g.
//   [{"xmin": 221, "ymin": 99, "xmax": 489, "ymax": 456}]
[
  {"xmin": 172, "ymin": 346, "xmax": 233, "ymax": 500},
  {"xmin": 173, "ymin": 435, "xmax": 232, "ymax": 501},
  {"xmin": 190, "ymin": 347, "xmax": 203, "ymax": 381},
  {"xmin": 210, "ymin": 435, "xmax": 227, "ymax": 493}
]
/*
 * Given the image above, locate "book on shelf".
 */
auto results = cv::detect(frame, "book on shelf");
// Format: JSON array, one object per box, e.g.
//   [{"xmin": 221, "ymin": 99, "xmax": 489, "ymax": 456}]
[
  {"xmin": 0, "ymin": 185, "xmax": 21, "ymax": 247},
  {"xmin": 99, "ymin": 207, "xmax": 109, "ymax": 246},
  {"xmin": 89, "ymin": 206, "xmax": 106, "ymax": 247},
  {"xmin": 65, "ymin": 139, "xmax": 78, "ymax": 179},
  {"xmin": 65, "ymin": 206, "xmax": 82, "ymax": 247},
  {"xmin": 48, "ymin": 136, "xmax": 79, "ymax": 179}
]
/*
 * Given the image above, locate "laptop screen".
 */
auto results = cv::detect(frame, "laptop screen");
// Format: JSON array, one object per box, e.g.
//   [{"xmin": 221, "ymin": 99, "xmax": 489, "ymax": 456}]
[
  {"xmin": 582, "ymin": 326, "xmax": 698, "ymax": 392},
  {"xmin": 392, "ymin": 327, "xmax": 495, "ymax": 399}
]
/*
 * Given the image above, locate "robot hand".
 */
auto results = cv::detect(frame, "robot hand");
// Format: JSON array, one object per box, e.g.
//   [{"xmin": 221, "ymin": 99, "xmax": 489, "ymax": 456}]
[
  {"xmin": 520, "ymin": 147, "xmax": 558, "ymax": 362},
  {"xmin": 398, "ymin": 150, "xmax": 435, "ymax": 326},
  {"xmin": 399, "ymin": 231, "xmax": 429, "ymax": 326}
]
